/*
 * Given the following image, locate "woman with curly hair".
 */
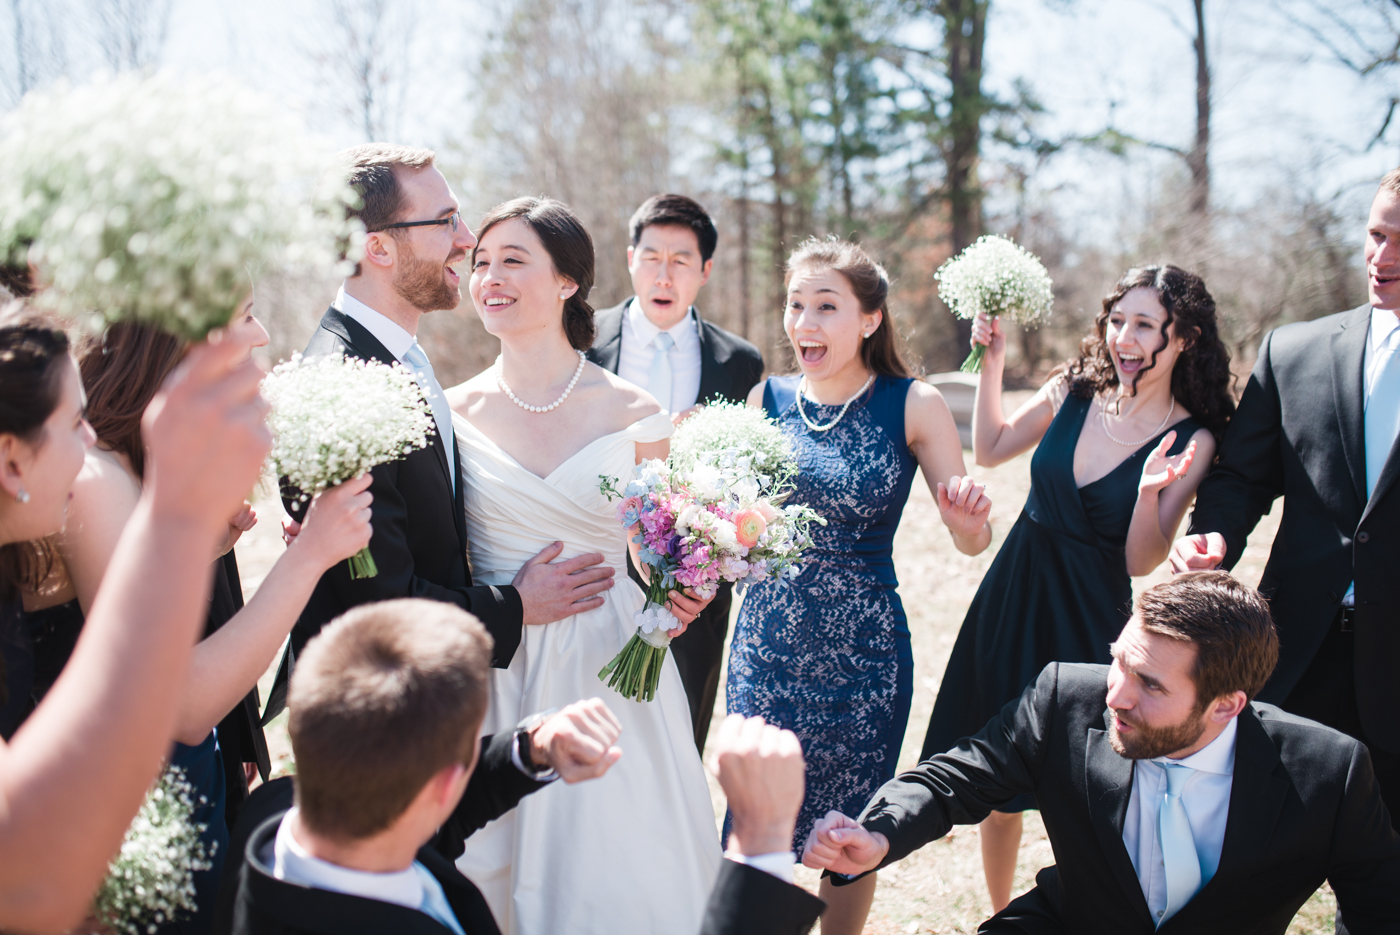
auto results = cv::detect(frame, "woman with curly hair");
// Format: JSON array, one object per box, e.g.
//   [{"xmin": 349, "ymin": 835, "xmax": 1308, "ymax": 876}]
[{"xmin": 921, "ymin": 264, "xmax": 1234, "ymax": 914}]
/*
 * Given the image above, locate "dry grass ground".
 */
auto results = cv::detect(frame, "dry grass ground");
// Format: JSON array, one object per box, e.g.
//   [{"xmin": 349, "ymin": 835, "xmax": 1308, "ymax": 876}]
[{"xmin": 236, "ymin": 390, "xmax": 1336, "ymax": 933}]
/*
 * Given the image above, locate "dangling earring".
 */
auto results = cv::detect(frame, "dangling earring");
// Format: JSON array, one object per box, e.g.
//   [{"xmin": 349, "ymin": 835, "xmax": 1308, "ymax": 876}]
[{"xmin": 15, "ymin": 488, "xmax": 29, "ymax": 504}]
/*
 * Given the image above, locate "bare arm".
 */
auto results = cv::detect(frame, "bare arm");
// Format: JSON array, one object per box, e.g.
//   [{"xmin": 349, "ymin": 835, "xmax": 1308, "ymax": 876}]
[
  {"xmin": 1125, "ymin": 428, "xmax": 1214, "ymax": 577},
  {"xmin": 907, "ymin": 382, "xmax": 992, "ymax": 556},
  {"xmin": 0, "ymin": 337, "xmax": 269, "ymax": 932},
  {"xmin": 969, "ymin": 312, "xmax": 1057, "ymax": 467},
  {"xmin": 172, "ymin": 476, "xmax": 372, "ymax": 744},
  {"xmin": 59, "ymin": 453, "xmax": 141, "ymax": 615}
]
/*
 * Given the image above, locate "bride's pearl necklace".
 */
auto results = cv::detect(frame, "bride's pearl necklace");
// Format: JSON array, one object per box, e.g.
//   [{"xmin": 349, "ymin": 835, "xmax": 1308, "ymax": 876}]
[
  {"xmin": 796, "ymin": 374, "xmax": 875, "ymax": 432},
  {"xmin": 1100, "ymin": 393, "xmax": 1174, "ymax": 447},
  {"xmin": 497, "ymin": 350, "xmax": 586, "ymax": 413}
]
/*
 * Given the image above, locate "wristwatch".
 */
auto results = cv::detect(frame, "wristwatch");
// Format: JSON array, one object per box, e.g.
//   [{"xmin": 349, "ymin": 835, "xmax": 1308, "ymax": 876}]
[{"xmin": 514, "ymin": 708, "xmax": 560, "ymax": 782}]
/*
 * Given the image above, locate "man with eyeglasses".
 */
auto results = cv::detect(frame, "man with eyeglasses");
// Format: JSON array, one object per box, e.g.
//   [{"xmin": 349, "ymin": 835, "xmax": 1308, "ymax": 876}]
[{"xmin": 263, "ymin": 144, "xmax": 619, "ymax": 721}]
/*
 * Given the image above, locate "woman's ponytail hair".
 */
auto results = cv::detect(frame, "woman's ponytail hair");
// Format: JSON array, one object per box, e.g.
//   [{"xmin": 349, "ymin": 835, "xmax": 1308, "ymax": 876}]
[{"xmin": 475, "ymin": 197, "xmax": 597, "ymax": 352}]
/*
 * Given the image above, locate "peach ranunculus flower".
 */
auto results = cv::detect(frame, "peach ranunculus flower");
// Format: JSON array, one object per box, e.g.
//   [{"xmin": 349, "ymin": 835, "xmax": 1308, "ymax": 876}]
[
  {"xmin": 732, "ymin": 508, "xmax": 768, "ymax": 550},
  {"xmin": 755, "ymin": 501, "xmax": 779, "ymax": 523}
]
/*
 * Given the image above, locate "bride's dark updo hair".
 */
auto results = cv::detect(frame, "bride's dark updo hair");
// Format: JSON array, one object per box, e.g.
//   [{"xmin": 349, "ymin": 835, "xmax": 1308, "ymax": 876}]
[{"xmin": 474, "ymin": 197, "xmax": 597, "ymax": 352}]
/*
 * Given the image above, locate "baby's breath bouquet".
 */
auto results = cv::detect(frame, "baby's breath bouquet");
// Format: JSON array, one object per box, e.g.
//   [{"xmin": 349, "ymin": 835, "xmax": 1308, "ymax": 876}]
[
  {"xmin": 598, "ymin": 402, "xmax": 824, "ymax": 701},
  {"xmin": 935, "ymin": 234, "xmax": 1054, "ymax": 373},
  {"xmin": 0, "ymin": 71, "xmax": 362, "ymax": 340},
  {"xmin": 262, "ymin": 353, "xmax": 434, "ymax": 578},
  {"xmin": 92, "ymin": 765, "xmax": 212, "ymax": 935}
]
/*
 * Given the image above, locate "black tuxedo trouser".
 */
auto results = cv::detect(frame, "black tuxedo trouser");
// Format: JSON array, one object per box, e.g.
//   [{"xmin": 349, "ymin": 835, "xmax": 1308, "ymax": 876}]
[
  {"xmin": 1283, "ymin": 613, "xmax": 1400, "ymax": 834},
  {"xmin": 670, "ymin": 586, "xmax": 732, "ymax": 752}
]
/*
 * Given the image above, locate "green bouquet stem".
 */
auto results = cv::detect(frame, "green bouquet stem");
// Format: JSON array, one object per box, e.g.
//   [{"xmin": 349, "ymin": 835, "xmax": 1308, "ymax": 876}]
[
  {"xmin": 599, "ymin": 577, "xmax": 673, "ymax": 702},
  {"xmin": 347, "ymin": 545, "xmax": 378, "ymax": 579},
  {"xmin": 959, "ymin": 315, "xmax": 997, "ymax": 374}
]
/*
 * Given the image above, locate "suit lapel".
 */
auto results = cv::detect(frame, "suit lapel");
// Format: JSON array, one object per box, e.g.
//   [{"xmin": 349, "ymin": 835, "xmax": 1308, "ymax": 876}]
[
  {"xmin": 1085, "ymin": 714, "xmax": 1154, "ymax": 926},
  {"xmin": 695, "ymin": 307, "xmax": 728, "ymax": 405},
  {"xmin": 1331, "ymin": 305, "xmax": 1371, "ymax": 509},
  {"xmin": 591, "ymin": 300, "xmax": 625, "ymax": 374}
]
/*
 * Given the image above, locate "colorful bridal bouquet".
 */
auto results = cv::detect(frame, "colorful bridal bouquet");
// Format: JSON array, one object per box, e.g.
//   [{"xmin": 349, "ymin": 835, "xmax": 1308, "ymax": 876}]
[
  {"xmin": 598, "ymin": 403, "xmax": 824, "ymax": 702},
  {"xmin": 0, "ymin": 72, "xmax": 361, "ymax": 339},
  {"xmin": 262, "ymin": 352, "xmax": 434, "ymax": 578},
  {"xmin": 92, "ymin": 765, "xmax": 213, "ymax": 935},
  {"xmin": 935, "ymin": 234, "xmax": 1054, "ymax": 373}
]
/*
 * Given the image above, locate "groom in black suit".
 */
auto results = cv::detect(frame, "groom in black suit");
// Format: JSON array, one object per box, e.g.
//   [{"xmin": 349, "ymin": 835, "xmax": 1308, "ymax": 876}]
[
  {"xmin": 1172, "ymin": 169, "xmax": 1400, "ymax": 831},
  {"xmin": 587, "ymin": 194, "xmax": 765, "ymax": 751},
  {"xmin": 265, "ymin": 144, "xmax": 617, "ymax": 719},
  {"xmin": 802, "ymin": 573, "xmax": 1400, "ymax": 934}
]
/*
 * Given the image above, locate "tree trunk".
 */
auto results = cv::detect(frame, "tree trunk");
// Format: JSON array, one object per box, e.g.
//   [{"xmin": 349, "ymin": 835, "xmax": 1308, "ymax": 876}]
[
  {"xmin": 1188, "ymin": 0, "xmax": 1210, "ymax": 219},
  {"xmin": 940, "ymin": 0, "xmax": 990, "ymax": 361}
]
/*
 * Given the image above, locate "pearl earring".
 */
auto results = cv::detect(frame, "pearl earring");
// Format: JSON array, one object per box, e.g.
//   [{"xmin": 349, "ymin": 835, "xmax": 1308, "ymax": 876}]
[{"xmin": 15, "ymin": 489, "xmax": 29, "ymax": 504}]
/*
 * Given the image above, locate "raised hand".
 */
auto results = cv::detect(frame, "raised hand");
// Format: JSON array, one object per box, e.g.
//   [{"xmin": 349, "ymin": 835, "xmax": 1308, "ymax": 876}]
[
  {"xmin": 970, "ymin": 310, "xmax": 1005, "ymax": 363},
  {"xmin": 801, "ymin": 810, "xmax": 890, "ymax": 876},
  {"xmin": 1169, "ymin": 532, "xmax": 1228, "ymax": 573},
  {"xmin": 527, "ymin": 697, "xmax": 624, "ymax": 783},
  {"xmin": 291, "ymin": 474, "xmax": 374, "ymax": 573},
  {"xmin": 708, "ymin": 714, "xmax": 805, "ymax": 857},
  {"xmin": 514, "ymin": 541, "xmax": 617, "ymax": 625},
  {"xmin": 937, "ymin": 474, "xmax": 991, "ymax": 541},
  {"xmin": 218, "ymin": 500, "xmax": 259, "ymax": 556},
  {"xmin": 1139, "ymin": 431, "xmax": 1197, "ymax": 495}
]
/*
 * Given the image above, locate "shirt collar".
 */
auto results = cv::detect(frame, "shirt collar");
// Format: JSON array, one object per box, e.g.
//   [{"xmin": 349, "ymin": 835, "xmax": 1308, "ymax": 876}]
[
  {"xmin": 626, "ymin": 296, "xmax": 696, "ymax": 348},
  {"xmin": 334, "ymin": 284, "xmax": 416, "ymax": 362},
  {"xmin": 1371, "ymin": 304, "xmax": 1400, "ymax": 351},
  {"xmin": 272, "ymin": 808, "xmax": 425, "ymax": 910},
  {"xmin": 1150, "ymin": 715, "xmax": 1237, "ymax": 777}
]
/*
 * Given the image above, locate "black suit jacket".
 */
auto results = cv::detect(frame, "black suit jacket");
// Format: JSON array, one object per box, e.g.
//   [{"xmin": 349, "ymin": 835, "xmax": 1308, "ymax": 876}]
[
  {"xmin": 843, "ymin": 663, "xmax": 1400, "ymax": 935},
  {"xmin": 1187, "ymin": 305, "xmax": 1400, "ymax": 751},
  {"xmin": 215, "ymin": 731, "xmax": 548, "ymax": 935},
  {"xmin": 586, "ymin": 299, "xmax": 765, "ymax": 406},
  {"xmin": 263, "ymin": 308, "xmax": 523, "ymax": 721}
]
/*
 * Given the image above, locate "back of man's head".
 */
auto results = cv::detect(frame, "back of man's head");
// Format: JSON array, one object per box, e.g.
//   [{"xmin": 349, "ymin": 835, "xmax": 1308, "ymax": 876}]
[
  {"xmin": 336, "ymin": 143, "xmax": 437, "ymax": 274},
  {"xmin": 1136, "ymin": 571, "xmax": 1278, "ymax": 712},
  {"xmin": 288, "ymin": 598, "xmax": 493, "ymax": 842}
]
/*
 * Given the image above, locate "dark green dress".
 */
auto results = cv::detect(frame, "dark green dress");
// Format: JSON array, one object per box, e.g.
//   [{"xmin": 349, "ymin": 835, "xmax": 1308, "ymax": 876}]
[{"xmin": 921, "ymin": 392, "xmax": 1201, "ymax": 811}]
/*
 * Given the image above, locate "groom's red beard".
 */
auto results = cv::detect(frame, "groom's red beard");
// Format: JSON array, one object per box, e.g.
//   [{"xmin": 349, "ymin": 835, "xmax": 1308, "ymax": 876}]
[
  {"xmin": 394, "ymin": 241, "xmax": 465, "ymax": 312},
  {"xmin": 1109, "ymin": 706, "xmax": 1209, "ymax": 760}
]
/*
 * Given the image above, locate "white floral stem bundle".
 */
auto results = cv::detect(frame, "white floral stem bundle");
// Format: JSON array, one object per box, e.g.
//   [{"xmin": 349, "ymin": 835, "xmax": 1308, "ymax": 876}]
[
  {"xmin": 262, "ymin": 353, "xmax": 434, "ymax": 578},
  {"xmin": 0, "ymin": 71, "xmax": 362, "ymax": 339},
  {"xmin": 93, "ymin": 765, "xmax": 212, "ymax": 935},
  {"xmin": 934, "ymin": 234, "xmax": 1054, "ymax": 374}
]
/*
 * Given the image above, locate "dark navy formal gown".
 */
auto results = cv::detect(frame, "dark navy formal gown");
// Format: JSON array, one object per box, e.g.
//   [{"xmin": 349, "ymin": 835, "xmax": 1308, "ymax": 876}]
[
  {"xmin": 727, "ymin": 374, "xmax": 918, "ymax": 854},
  {"xmin": 921, "ymin": 391, "xmax": 1200, "ymax": 811}
]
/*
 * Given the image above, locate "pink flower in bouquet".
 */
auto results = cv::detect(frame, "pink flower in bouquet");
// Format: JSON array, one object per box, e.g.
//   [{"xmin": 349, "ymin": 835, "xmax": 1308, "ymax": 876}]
[
  {"xmin": 732, "ymin": 508, "xmax": 768, "ymax": 549},
  {"xmin": 755, "ymin": 502, "xmax": 779, "ymax": 524},
  {"xmin": 616, "ymin": 495, "xmax": 644, "ymax": 527}
]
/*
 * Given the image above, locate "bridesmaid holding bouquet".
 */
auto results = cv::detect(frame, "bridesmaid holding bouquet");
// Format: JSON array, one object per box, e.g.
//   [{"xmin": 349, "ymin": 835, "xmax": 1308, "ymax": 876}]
[{"xmin": 922, "ymin": 265, "xmax": 1235, "ymax": 913}]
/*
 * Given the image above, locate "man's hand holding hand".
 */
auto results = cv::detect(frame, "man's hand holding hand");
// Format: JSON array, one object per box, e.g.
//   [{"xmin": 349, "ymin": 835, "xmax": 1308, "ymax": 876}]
[
  {"xmin": 801, "ymin": 811, "xmax": 889, "ymax": 877},
  {"xmin": 514, "ymin": 542, "xmax": 617, "ymax": 624},
  {"xmin": 1168, "ymin": 532, "xmax": 1227, "ymax": 573},
  {"xmin": 527, "ymin": 698, "xmax": 623, "ymax": 783},
  {"xmin": 709, "ymin": 714, "xmax": 805, "ymax": 857}
]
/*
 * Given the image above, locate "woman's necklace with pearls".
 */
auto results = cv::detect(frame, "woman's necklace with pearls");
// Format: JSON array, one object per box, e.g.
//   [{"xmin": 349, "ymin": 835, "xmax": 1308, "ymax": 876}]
[
  {"xmin": 497, "ymin": 349, "xmax": 586, "ymax": 413},
  {"xmin": 796, "ymin": 374, "xmax": 875, "ymax": 432},
  {"xmin": 1100, "ymin": 392, "xmax": 1175, "ymax": 447}
]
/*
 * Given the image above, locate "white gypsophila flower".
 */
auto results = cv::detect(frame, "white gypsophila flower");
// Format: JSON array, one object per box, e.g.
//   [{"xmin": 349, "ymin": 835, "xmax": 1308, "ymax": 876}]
[
  {"xmin": 934, "ymin": 234, "xmax": 1054, "ymax": 326},
  {"xmin": 0, "ymin": 71, "xmax": 363, "ymax": 340},
  {"xmin": 671, "ymin": 402, "xmax": 797, "ymax": 495},
  {"xmin": 93, "ymin": 765, "xmax": 213, "ymax": 935},
  {"xmin": 262, "ymin": 352, "xmax": 434, "ymax": 498}
]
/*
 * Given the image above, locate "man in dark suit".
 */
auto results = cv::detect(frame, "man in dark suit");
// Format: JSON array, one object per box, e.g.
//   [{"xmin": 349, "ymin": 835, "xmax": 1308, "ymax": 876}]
[
  {"xmin": 265, "ymin": 144, "xmax": 616, "ymax": 719},
  {"xmin": 801, "ymin": 573, "xmax": 1400, "ymax": 934},
  {"xmin": 587, "ymin": 193, "xmax": 765, "ymax": 751},
  {"xmin": 1171, "ymin": 169, "xmax": 1400, "ymax": 830}
]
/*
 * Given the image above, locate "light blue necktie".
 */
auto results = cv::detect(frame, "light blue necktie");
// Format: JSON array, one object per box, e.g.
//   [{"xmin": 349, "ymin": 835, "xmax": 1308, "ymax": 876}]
[
  {"xmin": 1365, "ymin": 327, "xmax": 1400, "ymax": 500},
  {"xmin": 402, "ymin": 341, "xmax": 454, "ymax": 493},
  {"xmin": 413, "ymin": 862, "xmax": 466, "ymax": 935},
  {"xmin": 1157, "ymin": 763, "xmax": 1201, "ymax": 926},
  {"xmin": 648, "ymin": 331, "xmax": 675, "ymax": 413}
]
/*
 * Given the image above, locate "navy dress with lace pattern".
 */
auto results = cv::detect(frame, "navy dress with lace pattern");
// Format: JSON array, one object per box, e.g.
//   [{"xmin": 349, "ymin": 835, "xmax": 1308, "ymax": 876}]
[{"xmin": 726, "ymin": 373, "xmax": 918, "ymax": 854}]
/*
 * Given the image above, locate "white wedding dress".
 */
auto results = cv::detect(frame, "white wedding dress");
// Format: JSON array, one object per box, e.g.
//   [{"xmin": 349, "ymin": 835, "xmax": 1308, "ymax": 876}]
[{"xmin": 451, "ymin": 410, "xmax": 721, "ymax": 935}]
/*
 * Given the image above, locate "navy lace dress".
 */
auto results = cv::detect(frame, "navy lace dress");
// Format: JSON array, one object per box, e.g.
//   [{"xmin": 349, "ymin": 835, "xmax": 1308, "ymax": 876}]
[{"xmin": 727, "ymin": 374, "xmax": 918, "ymax": 854}]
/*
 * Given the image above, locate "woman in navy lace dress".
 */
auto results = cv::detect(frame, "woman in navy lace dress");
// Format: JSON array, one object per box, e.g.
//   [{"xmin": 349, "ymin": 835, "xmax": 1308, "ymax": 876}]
[{"xmin": 727, "ymin": 238, "xmax": 993, "ymax": 934}]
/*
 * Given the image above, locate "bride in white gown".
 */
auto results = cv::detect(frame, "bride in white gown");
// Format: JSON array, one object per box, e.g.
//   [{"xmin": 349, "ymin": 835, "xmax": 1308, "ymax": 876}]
[{"xmin": 444, "ymin": 197, "xmax": 721, "ymax": 934}]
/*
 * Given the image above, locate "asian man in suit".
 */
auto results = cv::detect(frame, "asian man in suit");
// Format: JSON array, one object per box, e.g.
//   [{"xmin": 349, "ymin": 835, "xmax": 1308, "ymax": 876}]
[
  {"xmin": 587, "ymin": 194, "xmax": 764, "ymax": 750},
  {"xmin": 802, "ymin": 573, "xmax": 1400, "ymax": 934}
]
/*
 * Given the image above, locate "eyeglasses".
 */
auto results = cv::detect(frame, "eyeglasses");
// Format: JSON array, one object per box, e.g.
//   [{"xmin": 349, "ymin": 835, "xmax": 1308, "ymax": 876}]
[{"xmin": 377, "ymin": 211, "xmax": 461, "ymax": 233}]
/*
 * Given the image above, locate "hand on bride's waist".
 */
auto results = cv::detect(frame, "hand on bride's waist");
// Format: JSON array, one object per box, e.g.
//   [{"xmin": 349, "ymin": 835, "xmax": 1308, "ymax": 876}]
[{"xmin": 514, "ymin": 540, "xmax": 618, "ymax": 626}]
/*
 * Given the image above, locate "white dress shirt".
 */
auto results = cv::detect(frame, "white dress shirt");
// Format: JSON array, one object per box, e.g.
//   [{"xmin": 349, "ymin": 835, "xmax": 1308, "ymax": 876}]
[
  {"xmin": 334, "ymin": 285, "xmax": 455, "ymax": 493},
  {"xmin": 269, "ymin": 809, "xmax": 466, "ymax": 935},
  {"xmin": 724, "ymin": 850, "xmax": 796, "ymax": 884},
  {"xmin": 1122, "ymin": 716, "xmax": 1237, "ymax": 924},
  {"xmin": 1343, "ymin": 304, "xmax": 1400, "ymax": 605},
  {"xmin": 617, "ymin": 298, "xmax": 703, "ymax": 412}
]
